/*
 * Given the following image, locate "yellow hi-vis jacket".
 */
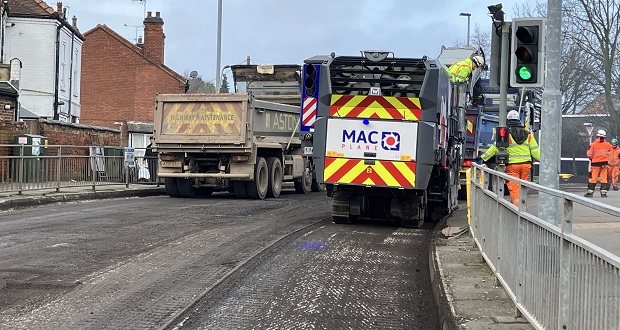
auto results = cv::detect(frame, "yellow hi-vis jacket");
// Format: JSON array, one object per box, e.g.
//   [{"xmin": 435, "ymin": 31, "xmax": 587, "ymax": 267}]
[
  {"xmin": 481, "ymin": 129, "xmax": 541, "ymax": 164},
  {"xmin": 447, "ymin": 58, "xmax": 474, "ymax": 82}
]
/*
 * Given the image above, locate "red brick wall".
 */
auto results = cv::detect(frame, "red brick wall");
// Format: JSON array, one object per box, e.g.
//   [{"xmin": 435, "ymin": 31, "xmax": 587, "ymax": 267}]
[
  {"xmin": 0, "ymin": 96, "xmax": 17, "ymax": 121},
  {"xmin": 0, "ymin": 119, "xmax": 121, "ymax": 182},
  {"xmin": 81, "ymin": 27, "xmax": 183, "ymax": 129}
]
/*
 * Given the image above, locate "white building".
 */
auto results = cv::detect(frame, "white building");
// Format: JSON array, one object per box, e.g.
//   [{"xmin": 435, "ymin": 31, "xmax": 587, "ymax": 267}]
[{"xmin": 3, "ymin": 0, "xmax": 83, "ymax": 123}]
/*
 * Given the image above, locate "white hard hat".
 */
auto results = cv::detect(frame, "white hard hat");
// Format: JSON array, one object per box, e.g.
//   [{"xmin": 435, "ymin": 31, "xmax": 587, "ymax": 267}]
[
  {"xmin": 596, "ymin": 129, "xmax": 606, "ymax": 137},
  {"xmin": 507, "ymin": 110, "xmax": 520, "ymax": 121},
  {"xmin": 472, "ymin": 55, "xmax": 485, "ymax": 67}
]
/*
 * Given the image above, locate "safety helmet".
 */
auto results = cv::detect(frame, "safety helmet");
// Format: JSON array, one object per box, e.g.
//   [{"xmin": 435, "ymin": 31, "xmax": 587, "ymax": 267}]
[
  {"xmin": 612, "ymin": 138, "xmax": 618, "ymax": 146},
  {"xmin": 507, "ymin": 110, "xmax": 520, "ymax": 121},
  {"xmin": 472, "ymin": 55, "xmax": 485, "ymax": 67},
  {"xmin": 596, "ymin": 129, "xmax": 607, "ymax": 137}
]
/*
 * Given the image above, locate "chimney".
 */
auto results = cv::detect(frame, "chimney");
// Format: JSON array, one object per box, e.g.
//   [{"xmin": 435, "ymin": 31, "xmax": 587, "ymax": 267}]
[
  {"xmin": 72, "ymin": 15, "xmax": 77, "ymax": 29},
  {"xmin": 143, "ymin": 11, "xmax": 165, "ymax": 65},
  {"xmin": 57, "ymin": 2, "xmax": 62, "ymax": 14}
]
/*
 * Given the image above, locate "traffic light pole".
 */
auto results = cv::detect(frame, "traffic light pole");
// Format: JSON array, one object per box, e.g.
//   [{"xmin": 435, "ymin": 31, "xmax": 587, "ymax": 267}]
[
  {"xmin": 498, "ymin": 22, "xmax": 510, "ymax": 127},
  {"xmin": 539, "ymin": 0, "xmax": 562, "ymax": 224}
]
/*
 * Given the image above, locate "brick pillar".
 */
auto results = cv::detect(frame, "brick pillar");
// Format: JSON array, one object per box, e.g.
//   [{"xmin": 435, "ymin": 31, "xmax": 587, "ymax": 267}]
[{"xmin": 143, "ymin": 11, "xmax": 165, "ymax": 65}]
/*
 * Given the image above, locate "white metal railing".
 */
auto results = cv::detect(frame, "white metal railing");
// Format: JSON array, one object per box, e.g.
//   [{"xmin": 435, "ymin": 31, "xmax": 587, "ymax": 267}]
[
  {"xmin": 0, "ymin": 144, "xmax": 159, "ymax": 194},
  {"xmin": 469, "ymin": 164, "xmax": 620, "ymax": 330}
]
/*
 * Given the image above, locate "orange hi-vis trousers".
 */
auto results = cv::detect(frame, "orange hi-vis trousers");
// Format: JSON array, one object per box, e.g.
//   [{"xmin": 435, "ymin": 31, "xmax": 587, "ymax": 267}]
[
  {"xmin": 589, "ymin": 165, "xmax": 609, "ymax": 184},
  {"xmin": 611, "ymin": 165, "xmax": 619, "ymax": 188},
  {"xmin": 506, "ymin": 163, "xmax": 532, "ymax": 206}
]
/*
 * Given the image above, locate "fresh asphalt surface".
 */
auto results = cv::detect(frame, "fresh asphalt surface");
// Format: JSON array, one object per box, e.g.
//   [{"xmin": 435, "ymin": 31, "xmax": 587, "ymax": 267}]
[{"xmin": 0, "ymin": 189, "xmax": 440, "ymax": 329}]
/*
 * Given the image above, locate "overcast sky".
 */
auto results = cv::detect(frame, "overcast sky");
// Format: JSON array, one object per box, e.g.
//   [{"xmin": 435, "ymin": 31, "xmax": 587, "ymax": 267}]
[{"xmin": 69, "ymin": 0, "xmax": 527, "ymax": 83}]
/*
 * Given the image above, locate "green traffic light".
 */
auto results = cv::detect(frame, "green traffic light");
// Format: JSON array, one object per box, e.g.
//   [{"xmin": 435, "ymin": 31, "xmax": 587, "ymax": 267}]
[{"xmin": 518, "ymin": 66, "xmax": 532, "ymax": 80}]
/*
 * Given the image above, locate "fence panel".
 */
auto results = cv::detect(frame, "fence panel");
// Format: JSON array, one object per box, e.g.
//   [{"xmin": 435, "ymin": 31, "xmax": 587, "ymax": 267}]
[{"xmin": 470, "ymin": 164, "xmax": 620, "ymax": 330}]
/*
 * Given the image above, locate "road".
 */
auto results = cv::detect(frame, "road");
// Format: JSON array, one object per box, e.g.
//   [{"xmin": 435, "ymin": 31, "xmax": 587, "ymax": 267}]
[{"xmin": 0, "ymin": 189, "xmax": 439, "ymax": 329}]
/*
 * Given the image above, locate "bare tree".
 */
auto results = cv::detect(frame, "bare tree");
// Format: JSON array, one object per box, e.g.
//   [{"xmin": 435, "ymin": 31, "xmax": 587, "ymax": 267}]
[
  {"xmin": 513, "ymin": 1, "xmax": 599, "ymax": 114},
  {"xmin": 565, "ymin": 0, "xmax": 620, "ymax": 134}
]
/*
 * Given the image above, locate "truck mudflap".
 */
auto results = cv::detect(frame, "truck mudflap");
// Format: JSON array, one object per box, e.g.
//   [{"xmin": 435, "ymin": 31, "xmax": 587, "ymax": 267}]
[{"xmin": 323, "ymin": 157, "xmax": 416, "ymax": 188}]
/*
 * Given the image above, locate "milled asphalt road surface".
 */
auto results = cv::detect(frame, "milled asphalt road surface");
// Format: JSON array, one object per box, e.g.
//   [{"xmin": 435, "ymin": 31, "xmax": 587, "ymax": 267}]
[{"xmin": 0, "ymin": 189, "xmax": 440, "ymax": 329}]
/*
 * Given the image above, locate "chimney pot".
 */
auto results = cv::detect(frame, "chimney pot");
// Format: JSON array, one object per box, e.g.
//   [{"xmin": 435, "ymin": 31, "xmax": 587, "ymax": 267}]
[
  {"xmin": 156, "ymin": 12, "xmax": 160, "ymax": 17},
  {"xmin": 137, "ymin": 36, "xmax": 143, "ymax": 44},
  {"xmin": 147, "ymin": 11, "xmax": 152, "ymax": 18},
  {"xmin": 57, "ymin": 2, "xmax": 62, "ymax": 14},
  {"xmin": 72, "ymin": 15, "xmax": 77, "ymax": 28}
]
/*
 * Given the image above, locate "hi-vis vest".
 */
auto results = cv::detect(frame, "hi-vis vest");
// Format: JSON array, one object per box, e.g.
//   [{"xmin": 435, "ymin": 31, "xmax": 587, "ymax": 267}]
[
  {"xmin": 481, "ymin": 131, "xmax": 540, "ymax": 164},
  {"xmin": 447, "ymin": 59, "xmax": 474, "ymax": 82}
]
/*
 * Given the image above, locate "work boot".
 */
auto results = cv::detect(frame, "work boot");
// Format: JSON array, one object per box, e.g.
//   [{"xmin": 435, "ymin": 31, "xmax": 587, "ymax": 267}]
[
  {"xmin": 601, "ymin": 190, "xmax": 608, "ymax": 198},
  {"xmin": 584, "ymin": 191, "xmax": 594, "ymax": 197},
  {"xmin": 614, "ymin": 186, "xmax": 619, "ymax": 191}
]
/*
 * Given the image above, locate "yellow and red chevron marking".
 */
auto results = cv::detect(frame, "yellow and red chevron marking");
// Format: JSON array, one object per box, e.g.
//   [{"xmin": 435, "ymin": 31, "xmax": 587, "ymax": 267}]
[
  {"xmin": 324, "ymin": 157, "xmax": 416, "ymax": 188},
  {"xmin": 329, "ymin": 95, "xmax": 422, "ymax": 121}
]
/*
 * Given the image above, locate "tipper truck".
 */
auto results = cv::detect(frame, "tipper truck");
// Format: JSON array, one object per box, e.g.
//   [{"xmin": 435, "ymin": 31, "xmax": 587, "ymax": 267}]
[
  {"xmin": 153, "ymin": 64, "xmax": 316, "ymax": 199},
  {"xmin": 301, "ymin": 51, "xmax": 467, "ymax": 226}
]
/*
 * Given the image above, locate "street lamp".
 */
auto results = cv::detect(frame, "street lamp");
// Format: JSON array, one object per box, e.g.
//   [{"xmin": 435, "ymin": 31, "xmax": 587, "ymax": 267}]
[
  {"xmin": 215, "ymin": 0, "xmax": 223, "ymax": 93},
  {"xmin": 460, "ymin": 12, "xmax": 471, "ymax": 47}
]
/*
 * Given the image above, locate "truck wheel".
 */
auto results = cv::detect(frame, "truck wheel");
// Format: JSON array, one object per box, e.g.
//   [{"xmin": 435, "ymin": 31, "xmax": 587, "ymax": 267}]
[
  {"xmin": 246, "ymin": 157, "xmax": 269, "ymax": 200},
  {"xmin": 165, "ymin": 178, "xmax": 180, "ymax": 197},
  {"xmin": 266, "ymin": 157, "xmax": 283, "ymax": 198},
  {"xmin": 233, "ymin": 181, "xmax": 248, "ymax": 198},
  {"xmin": 176, "ymin": 178, "xmax": 198, "ymax": 198},
  {"xmin": 294, "ymin": 167, "xmax": 312, "ymax": 194}
]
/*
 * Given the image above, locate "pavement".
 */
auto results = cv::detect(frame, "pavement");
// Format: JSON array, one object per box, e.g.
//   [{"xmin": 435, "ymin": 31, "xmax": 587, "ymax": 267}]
[
  {"xmin": 432, "ymin": 206, "xmax": 534, "ymax": 330},
  {"xmin": 0, "ymin": 183, "xmax": 166, "ymax": 211}
]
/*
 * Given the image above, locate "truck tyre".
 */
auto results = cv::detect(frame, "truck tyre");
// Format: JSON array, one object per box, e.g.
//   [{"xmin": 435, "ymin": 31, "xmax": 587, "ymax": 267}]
[
  {"xmin": 266, "ymin": 157, "xmax": 283, "ymax": 198},
  {"xmin": 165, "ymin": 178, "xmax": 180, "ymax": 198},
  {"xmin": 233, "ymin": 181, "xmax": 248, "ymax": 198},
  {"xmin": 176, "ymin": 178, "xmax": 198, "ymax": 198},
  {"xmin": 294, "ymin": 167, "xmax": 312, "ymax": 194},
  {"xmin": 247, "ymin": 157, "xmax": 269, "ymax": 200}
]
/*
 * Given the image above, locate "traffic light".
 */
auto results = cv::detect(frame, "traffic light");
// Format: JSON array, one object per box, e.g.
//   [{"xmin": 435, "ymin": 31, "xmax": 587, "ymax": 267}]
[
  {"xmin": 496, "ymin": 126, "xmax": 510, "ymax": 148},
  {"xmin": 510, "ymin": 18, "xmax": 545, "ymax": 87}
]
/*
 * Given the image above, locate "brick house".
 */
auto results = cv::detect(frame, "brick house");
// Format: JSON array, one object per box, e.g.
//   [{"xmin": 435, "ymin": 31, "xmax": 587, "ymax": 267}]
[
  {"xmin": 80, "ymin": 11, "xmax": 185, "ymax": 149},
  {"xmin": 4, "ymin": 0, "xmax": 83, "ymax": 123}
]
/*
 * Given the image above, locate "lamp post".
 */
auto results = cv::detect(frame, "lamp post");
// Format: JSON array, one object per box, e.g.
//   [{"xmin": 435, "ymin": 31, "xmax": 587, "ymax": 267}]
[
  {"xmin": 459, "ymin": 12, "xmax": 471, "ymax": 47},
  {"xmin": 215, "ymin": 0, "xmax": 223, "ymax": 93}
]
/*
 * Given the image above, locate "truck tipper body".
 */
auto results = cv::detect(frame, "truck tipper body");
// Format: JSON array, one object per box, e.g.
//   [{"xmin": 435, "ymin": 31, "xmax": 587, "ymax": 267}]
[
  {"xmin": 302, "ymin": 51, "xmax": 467, "ymax": 226},
  {"xmin": 153, "ymin": 64, "xmax": 316, "ymax": 199}
]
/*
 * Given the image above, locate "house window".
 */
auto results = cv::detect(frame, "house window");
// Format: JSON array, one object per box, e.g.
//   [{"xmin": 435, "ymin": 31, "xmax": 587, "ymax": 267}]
[
  {"xmin": 73, "ymin": 49, "xmax": 79, "ymax": 96},
  {"xmin": 60, "ymin": 40, "xmax": 67, "ymax": 91}
]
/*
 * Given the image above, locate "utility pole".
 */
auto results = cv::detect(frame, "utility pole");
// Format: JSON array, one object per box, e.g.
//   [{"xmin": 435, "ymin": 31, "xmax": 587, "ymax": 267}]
[
  {"xmin": 215, "ymin": 0, "xmax": 223, "ymax": 93},
  {"xmin": 460, "ymin": 13, "xmax": 472, "ymax": 47},
  {"xmin": 498, "ymin": 22, "xmax": 510, "ymax": 127},
  {"xmin": 539, "ymin": 0, "xmax": 562, "ymax": 223}
]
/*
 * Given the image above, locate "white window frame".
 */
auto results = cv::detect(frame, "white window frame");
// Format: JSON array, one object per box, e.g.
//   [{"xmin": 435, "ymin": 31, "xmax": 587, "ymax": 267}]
[
  {"xmin": 73, "ymin": 48, "xmax": 79, "ymax": 96},
  {"xmin": 60, "ymin": 40, "xmax": 67, "ymax": 91}
]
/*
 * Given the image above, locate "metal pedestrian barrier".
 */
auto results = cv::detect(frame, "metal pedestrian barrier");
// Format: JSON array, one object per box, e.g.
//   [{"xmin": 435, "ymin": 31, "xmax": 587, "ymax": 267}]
[
  {"xmin": 0, "ymin": 144, "xmax": 159, "ymax": 194},
  {"xmin": 470, "ymin": 164, "xmax": 620, "ymax": 330}
]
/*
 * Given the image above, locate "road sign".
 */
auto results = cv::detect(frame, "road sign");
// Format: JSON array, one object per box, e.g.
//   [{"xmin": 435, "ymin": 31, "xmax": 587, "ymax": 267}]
[{"xmin": 124, "ymin": 147, "xmax": 135, "ymax": 168}]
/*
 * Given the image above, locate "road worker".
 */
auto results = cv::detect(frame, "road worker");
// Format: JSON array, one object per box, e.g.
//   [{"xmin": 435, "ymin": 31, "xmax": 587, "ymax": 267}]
[
  {"xmin": 585, "ymin": 129, "xmax": 613, "ymax": 197},
  {"xmin": 608, "ymin": 138, "xmax": 620, "ymax": 191},
  {"xmin": 479, "ymin": 110, "xmax": 540, "ymax": 206},
  {"xmin": 448, "ymin": 55, "xmax": 484, "ymax": 82}
]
